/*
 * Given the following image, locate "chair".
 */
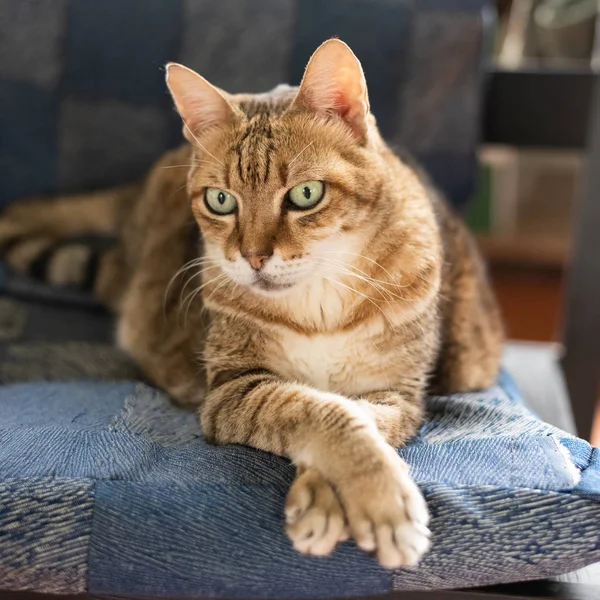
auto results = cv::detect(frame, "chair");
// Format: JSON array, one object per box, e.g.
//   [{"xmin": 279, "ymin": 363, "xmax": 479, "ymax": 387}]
[{"xmin": 0, "ymin": 1, "xmax": 598, "ymax": 598}]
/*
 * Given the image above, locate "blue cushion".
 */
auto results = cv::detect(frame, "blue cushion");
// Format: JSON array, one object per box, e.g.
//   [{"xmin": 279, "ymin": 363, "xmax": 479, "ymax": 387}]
[{"xmin": 0, "ymin": 373, "xmax": 598, "ymax": 597}]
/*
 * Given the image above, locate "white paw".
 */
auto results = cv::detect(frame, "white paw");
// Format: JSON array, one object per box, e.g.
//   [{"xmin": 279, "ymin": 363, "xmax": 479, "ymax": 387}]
[
  {"xmin": 285, "ymin": 467, "xmax": 348, "ymax": 557},
  {"xmin": 339, "ymin": 449, "xmax": 431, "ymax": 569}
]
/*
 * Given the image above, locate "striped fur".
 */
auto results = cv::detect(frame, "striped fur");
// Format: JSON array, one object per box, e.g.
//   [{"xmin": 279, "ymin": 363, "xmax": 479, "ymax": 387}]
[{"xmin": 0, "ymin": 40, "xmax": 503, "ymax": 568}]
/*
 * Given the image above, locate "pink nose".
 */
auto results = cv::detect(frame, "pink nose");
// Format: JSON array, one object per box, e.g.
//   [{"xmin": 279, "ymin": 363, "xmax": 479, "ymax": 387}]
[{"xmin": 244, "ymin": 254, "xmax": 270, "ymax": 271}]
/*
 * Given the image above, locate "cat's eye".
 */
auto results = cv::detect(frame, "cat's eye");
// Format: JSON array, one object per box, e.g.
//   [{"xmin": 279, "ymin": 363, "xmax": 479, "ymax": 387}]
[
  {"xmin": 287, "ymin": 181, "xmax": 324, "ymax": 210},
  {"xmin": 204, "ymin": 188, "xmax": 237, "ymax": 215}
]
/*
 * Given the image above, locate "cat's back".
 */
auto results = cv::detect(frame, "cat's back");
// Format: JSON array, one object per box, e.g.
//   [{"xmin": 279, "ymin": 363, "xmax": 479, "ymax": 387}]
[{"xmin": 121, "ymin": 144, "xmax": 195, "ymax": 267}]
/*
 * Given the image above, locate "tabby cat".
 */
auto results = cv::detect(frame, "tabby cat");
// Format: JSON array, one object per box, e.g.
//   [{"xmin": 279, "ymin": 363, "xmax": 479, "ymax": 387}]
[{"xmin": 0, "ymin": 40, "xmax": 503, "ymax": 568}]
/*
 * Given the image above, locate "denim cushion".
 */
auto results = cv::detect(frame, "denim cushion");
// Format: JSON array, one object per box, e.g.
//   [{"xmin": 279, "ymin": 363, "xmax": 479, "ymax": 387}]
[{"xmin": 0, "ymin": 372, "xmax": 598, "ymax": 597}]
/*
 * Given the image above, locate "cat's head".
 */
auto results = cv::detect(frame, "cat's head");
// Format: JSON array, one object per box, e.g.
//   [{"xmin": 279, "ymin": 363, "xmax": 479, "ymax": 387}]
[{"xmin": 166, "ymin": 40, "xmax": 392, "ymax": 297}]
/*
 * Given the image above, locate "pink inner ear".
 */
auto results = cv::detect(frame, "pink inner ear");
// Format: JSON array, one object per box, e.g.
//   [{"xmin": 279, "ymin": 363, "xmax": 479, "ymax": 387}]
[
  {"xmin": 332, "ymin": 91, "xmax": 351, "ymax": 117},
  {"xmin": 322, "ymin": 66, "xmax": 367, "ymax": 132},
  {"xmin": 328, "ymin": 86, "xmax": 367, "ymax": 139},
  {"xmin": 292, "ymin": 40, "xmax": 370, "ymax": 139},
  {"xmin": 166, "ymin": 63, "xmax": 234, "ymax": 136}
]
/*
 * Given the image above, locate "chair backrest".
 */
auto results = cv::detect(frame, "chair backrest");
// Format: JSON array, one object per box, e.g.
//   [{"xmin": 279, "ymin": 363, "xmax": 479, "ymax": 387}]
[{"xmin": 0, "ymin": 0, "xmax": 492, "ymax": 210}]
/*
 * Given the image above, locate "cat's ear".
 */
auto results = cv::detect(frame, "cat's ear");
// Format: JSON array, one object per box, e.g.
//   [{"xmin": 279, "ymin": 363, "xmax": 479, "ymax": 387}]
[
  {"xmin": 165, "ymin": 63, "xmax": 235, "ymax": 140},
  {"xmin": 291, "ymin": 39, "xmax": 370, "ymax": 140}
]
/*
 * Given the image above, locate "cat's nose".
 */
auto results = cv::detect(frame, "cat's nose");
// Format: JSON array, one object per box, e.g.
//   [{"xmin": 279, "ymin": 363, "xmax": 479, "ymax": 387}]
[{"xmin": 243, "ymin": 253, "xmax": 271, "ymax": 271}]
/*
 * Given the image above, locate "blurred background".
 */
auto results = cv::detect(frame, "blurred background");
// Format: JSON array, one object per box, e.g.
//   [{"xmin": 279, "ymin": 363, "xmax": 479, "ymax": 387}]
[
  {"xmin": 477, "ymin": 0, "xmax": 595, "ymax": 343},
  {"xmin": 0, "ymin": 0, "xmax": 598, "ymax": 443},
  {"xmin": 477, "ymin": 0, "xmax": 600, "ymax": 444}
]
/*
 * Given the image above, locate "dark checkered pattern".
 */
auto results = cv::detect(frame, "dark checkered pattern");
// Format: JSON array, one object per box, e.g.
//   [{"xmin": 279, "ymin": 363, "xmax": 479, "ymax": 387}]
[{"xmin": 0, "ymin": 0, "xmax": 491, "ymax": 209}]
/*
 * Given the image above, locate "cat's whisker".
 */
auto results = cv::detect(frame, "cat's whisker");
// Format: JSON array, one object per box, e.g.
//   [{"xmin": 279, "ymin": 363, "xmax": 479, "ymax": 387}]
[
  {"xmin": 317, "ymin": 270, "xmax": 394, "ymax": 328},
  {"xmin": 167, "ymin": 180, "xmax": 192, "ymax": 201},
  {"xmin": 164, "ymin": 260, "xmax": 201, "ymax": 316},
  {"xmin": 208, "ymin": 274, "xmax": 234, "ymax": 302},
  {"xmin": 180, "ymin": 270, "xmax": 226, "ymax": 309},
  {"xmin": 182, "ymin": 120, "xmax": 225, "ymax": 167},
  {"xmin": 191, "ymin": 274, "xmax": 231, "ymax": 325},
  {"xmin": 179, "ymin": 272, "xmax": 228, "ymax": 324},
  {"xmin": 178, "ymin": 262, "xmax": 221, "ymax": 306},
  {"xmin": 316, "ymin": 256, "xmax": 402, "ymax": 301},
  {"xmin": 320, "ymin": 266, "xmax": 388, "ymax": 306},
  {"xmin": 218, "ymin": 278, "xmax": 239, "ymax": 305},
  {"xmin": 178, "ymin": 270, "xmax": 207, "ymax": 308},
  {"xmin": 316, "ymin": 255, "xmax": 412, "ymax": 291},
  {"xmin": 181, "ymin": 272, "xmax": 230, "ymax": 323},
  {"xmin": 288, "ymin": 141, "xmax": 315, "ymax": 168},
  {"xmin": 325, "ymin": 276, "xmax": 395, "ymax": 329},
  {"xmin": 320, "ymin": 264, "xmax": 397, "ymax": 304},
  {"xmin": 164, "ymin": 257, "xmax": 219, "ymax": 311},
  {"xmin": 320, "ymin": 250, "xmax": 403, "ymax": 287},
  {"xmin": 161, "ymin": 161, "xmax": 221, "ymax": 170},
  {"xmin": 316, "ymin": 258, "xmax": 403, "ymax": 302}
]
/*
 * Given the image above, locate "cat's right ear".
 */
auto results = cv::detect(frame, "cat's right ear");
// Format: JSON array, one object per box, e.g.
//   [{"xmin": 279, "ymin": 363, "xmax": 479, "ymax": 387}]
[
  {"xmin": 165, "ymin": 63, "xmax": 235, "ymax": 141},
  {"xmin": 290, "ymin": 39, "xmax": 370, "ymax": 141}
]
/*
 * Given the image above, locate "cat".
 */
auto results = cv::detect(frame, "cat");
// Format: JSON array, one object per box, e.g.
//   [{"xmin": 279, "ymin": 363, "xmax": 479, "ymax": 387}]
[{"xmin": 0, "ymin": 40, "xmax": 503, "ymax": 568}]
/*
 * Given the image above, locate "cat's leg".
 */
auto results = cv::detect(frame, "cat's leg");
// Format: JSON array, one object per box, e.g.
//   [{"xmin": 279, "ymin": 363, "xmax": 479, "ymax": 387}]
[
  {"xmin": 117, "ymin": 266, "xmax": 208, "ymax": 406},
  {"xmin": 202, "ymin": 367, "xmax": 430, "ymax": 568},
  {"xmin": 356, "ymin": 391, "xmax": 423, "ymax": 448},
  {"xmin": 436, "ymin": 232, "xmax": 504, "ymax": 393},
  {"xmin": 284, "ymin": 392, "xmax": 423, "ymax": 557}
]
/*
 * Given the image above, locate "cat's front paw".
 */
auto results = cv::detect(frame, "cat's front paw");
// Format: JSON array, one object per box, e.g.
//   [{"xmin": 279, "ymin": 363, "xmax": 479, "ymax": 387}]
[
  {"xmin": 339, "ymin": 448, "xmax": 431, "ymax": 569},
  {"xmin": 285, "ymin": 466, "xmax": 348, "ymax": 556}
]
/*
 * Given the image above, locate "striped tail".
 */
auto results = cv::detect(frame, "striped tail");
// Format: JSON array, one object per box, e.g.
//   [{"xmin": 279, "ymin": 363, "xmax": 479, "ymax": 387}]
[{"xmin": 0, "ymin": 185, "xmax": 136, "ymax": 294}]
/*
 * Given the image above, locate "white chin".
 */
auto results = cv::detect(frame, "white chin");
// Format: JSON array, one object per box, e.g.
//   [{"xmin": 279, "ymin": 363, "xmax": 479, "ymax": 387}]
[{"xmin": 251, "ymin": 278, "xmax": 297, "ymax": 297}]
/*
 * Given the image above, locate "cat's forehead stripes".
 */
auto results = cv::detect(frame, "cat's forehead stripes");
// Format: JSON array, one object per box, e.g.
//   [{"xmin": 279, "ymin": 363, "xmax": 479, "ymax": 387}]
[
  {"xmin": 236, "ymin": 91, "xmax": 293, "ymax": 118},
  {"xmin": 226, "ymin": 90, "xmax": 297, "ymax": 189},
  {"xmin": 232, "ymin": 113, "xmax": 277, "ymax": 187}
]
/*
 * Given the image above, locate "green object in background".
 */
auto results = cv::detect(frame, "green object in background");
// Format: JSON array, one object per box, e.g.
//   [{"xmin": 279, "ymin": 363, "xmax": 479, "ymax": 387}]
[
  {"xmin": 534, "ymin": 0, "xmax": 598, "ymax": 60},
  {"xmin": 466, "ymin": 163, "xmax": 493, "ymax": 233}
]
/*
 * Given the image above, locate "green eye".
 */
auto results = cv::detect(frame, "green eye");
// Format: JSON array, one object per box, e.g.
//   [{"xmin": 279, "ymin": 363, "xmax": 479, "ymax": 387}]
[
  {"xmin": 287, "ymin": 181, "xmax": 324, "ymax": 210},
  {"xmin": 205, "ymin": 188, "xmax": 237, "ymax": 215}
]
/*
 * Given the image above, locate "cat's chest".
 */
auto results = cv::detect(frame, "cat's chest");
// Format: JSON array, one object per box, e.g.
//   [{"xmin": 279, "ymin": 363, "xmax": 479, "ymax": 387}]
[{"xmin": 269, "ymin": 324, "xmax": 393, "ymax": 395}]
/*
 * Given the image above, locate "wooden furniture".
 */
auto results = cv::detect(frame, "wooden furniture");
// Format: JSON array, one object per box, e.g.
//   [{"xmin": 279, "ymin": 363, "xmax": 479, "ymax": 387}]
[{"xmin": 485, "ymin": 65, "xmax": 600, "ymax": 443}]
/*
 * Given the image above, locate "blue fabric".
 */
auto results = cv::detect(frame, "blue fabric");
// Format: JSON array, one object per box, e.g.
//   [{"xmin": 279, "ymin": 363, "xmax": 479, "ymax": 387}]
[
  {"xmin": 63, "ymin": 0, "xmax": 182, "ymax": 106},
  {"xmin": 0, "ymin": 374, "xmax": 599, "ymax": 597},
  {"xmin": 0, "ymin": 0, "xmax": 490, "ymax": 209},
  {"xmin": 0, "ymin": 80, "xmax": 59, "ymax": 204}
]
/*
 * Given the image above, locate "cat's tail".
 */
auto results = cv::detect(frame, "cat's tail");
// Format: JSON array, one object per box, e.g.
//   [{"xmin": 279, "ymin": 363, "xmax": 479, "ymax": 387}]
[{"xmin": 0, "ymin": 183, "xmax": 140, "ymax": 293}]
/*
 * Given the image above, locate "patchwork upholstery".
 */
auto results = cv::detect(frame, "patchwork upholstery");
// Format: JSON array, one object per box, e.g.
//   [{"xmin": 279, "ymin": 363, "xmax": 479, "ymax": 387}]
[
  {"xmin": 0, "ymin": 372, "xmax": 599, "ymax": 597},
  {"xmin": 0, "ymin": 0, "xmax": 487, "ymax": 209}
]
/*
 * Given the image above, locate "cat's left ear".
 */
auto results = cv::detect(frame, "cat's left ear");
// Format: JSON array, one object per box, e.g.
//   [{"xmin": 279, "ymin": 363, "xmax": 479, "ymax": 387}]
[
  {"xmin": 291, "ymin": 39, "xmax": 370, "ymax": 141},
  {"xmin": 165, "ymin": 63, "xmax": 235, "ymax": 141}
]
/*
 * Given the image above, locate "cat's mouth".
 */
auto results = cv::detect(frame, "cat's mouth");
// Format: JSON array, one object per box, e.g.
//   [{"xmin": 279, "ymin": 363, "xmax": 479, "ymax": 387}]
[{"xmin": 252, "ymin": 273, "xmax": 296, "ymax": 295}]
